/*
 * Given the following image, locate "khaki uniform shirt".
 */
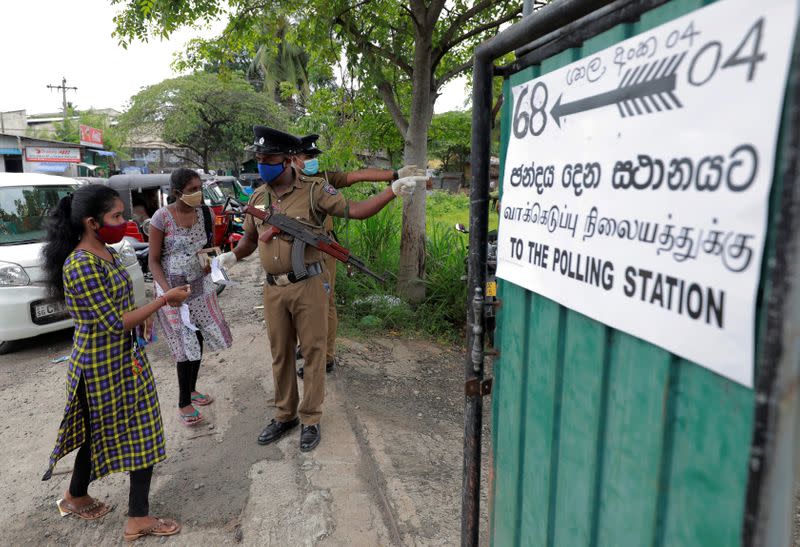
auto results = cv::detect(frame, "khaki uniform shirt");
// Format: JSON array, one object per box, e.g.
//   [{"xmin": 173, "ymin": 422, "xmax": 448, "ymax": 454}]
[
  {"xmin": 243, "ymin": 174, "xmax": 348, "ymax": 274},
  {"xmin": 319, "ymin": 171, "xmax": 352, "ymax": 232}
]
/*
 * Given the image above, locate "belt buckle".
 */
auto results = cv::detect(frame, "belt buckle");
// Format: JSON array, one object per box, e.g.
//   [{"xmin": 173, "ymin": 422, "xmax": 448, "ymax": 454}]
[{"xmin": 274, "ymin": 274, "xmax": 291, "ymax": 286}]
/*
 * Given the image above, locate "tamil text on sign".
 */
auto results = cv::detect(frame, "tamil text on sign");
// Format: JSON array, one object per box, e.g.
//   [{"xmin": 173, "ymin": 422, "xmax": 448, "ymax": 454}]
[{"xmin": 496, "ymin": 0, "xmax": 798, "ymax": 387}]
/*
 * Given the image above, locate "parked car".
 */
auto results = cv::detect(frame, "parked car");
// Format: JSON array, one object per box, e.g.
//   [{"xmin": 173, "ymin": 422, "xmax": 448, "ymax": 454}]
[{"xmin": 0, "ymin": 173, "xmax": 146, "ymax": 354}]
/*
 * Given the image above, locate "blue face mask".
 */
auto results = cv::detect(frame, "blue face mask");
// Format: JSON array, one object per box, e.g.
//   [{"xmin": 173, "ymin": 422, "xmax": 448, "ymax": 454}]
[
  {"xmin": 257, "ymin": 161, "xmax": 286, "ymax": 184},
  {"xmin": 301, "ymin": 158, "xmax": 319, "ymax": 176}
]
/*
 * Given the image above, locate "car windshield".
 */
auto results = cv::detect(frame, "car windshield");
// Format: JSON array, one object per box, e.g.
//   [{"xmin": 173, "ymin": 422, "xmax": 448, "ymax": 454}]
[
  {"xmin": 0, "ymin": 185, "xmax": 75, "ymax": 245},
  {"xmin": 203, "ymin": 182, "xmax": 227, "ymax": 205},
  {"xmin": 215, "ymin": 181, "xmax": 238, "ymax": 199}
]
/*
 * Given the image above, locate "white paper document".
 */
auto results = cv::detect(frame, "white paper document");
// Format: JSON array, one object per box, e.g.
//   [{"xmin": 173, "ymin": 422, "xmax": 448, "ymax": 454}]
[
  {"xmin": 210, "ymin": 257, "xmax": 234, "ymax": 286},
  {"xmin": 179, "ymin": 304, "xmax": 199, "ymax": 332}
]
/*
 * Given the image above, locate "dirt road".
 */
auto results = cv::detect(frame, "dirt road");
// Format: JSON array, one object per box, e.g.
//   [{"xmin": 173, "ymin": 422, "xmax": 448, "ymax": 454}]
[{"xmin": 0, "ymin": 255, "xmax": 490, "ymax": 546}]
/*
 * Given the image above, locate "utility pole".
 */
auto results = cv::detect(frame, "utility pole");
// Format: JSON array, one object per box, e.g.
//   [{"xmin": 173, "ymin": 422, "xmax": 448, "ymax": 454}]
[{"xmin": 46, "ymin": 76, "xmax": 78, "ymax": 122}]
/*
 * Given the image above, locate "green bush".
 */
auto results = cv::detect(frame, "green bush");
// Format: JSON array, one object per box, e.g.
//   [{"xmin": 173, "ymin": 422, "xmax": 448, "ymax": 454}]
[{"xmin": 331, "ymin": 186, "xmax": 470, "ymax": 342}]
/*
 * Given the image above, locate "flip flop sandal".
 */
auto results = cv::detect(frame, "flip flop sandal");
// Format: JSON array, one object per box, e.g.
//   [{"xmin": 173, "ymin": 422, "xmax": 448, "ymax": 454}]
[
  {"xmin": 56, "ymin": 498, "xmax": 113, "ymax": 520},
  {"xmin": 191, "ymin": 393, "xmax": 214, "ymax": 406},
  {"xmin": 123, "ymin": 518, "xmax": 182, "ymax": 542},
  {"xmin": 176, "ymin": 408, "xmax": 205, "ymax": 427}
]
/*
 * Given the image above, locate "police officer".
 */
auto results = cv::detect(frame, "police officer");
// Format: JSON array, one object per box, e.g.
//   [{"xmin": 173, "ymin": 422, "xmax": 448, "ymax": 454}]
[
  {"xmin": 292, "ymin": 134, "xmax": 424, "ymax": 378},
  {"xmin": 218, "ymin": 126, "xmax": 421, "ymax": 452}
]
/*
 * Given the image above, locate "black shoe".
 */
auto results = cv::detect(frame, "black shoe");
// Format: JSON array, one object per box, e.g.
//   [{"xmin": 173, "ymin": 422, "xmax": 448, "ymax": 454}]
[
  {"xmin": 257, "ymin": 417, "xmax": 299, "ymax": 445},
  {"xmin": 297, "ymin": 360, "xmax": 335, "ymax": 380},
  {"xmin": 300, "ymin": 424, "xmax": 321, "ymax": 452}
]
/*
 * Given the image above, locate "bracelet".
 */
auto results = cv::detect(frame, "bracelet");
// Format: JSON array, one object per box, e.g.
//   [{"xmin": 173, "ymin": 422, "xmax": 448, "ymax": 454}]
[{"xmin": 156, "ymin": 296, "xmax": 167, "ymax": 308}]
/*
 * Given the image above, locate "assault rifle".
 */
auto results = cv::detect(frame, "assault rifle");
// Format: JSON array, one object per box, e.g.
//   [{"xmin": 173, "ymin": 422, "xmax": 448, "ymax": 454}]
[{"xmin": 224, "ymin": 198, "xmax": 386, "ymax": 284}]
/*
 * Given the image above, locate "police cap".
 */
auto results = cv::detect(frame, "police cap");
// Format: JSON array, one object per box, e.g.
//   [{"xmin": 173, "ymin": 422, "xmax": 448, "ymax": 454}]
[
  {"xmin": 299, "ymin": 134, "xmax": 323, "ymax": 158},
  {"xmin": 246, "ymin": 126, "xmax": 304, "ymax": 155}
]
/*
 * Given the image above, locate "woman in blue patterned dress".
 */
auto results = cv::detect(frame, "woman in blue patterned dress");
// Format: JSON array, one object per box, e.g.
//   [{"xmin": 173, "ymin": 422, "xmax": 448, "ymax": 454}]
[
  {"xmin": 148, "ymin": 168, "xmax": 232, "ymax": 426},
  {"xmin": 41, "ymin": 185, "xmax": 191, "ymax": 541}
]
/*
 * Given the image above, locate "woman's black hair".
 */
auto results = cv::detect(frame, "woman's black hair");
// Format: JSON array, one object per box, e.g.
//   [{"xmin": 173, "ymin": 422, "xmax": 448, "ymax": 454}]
[
  {"xmin": 42, "ymin": 184, "xmax": 121, "ymax": 299},
  {"xmin": 170, "ymin": 168, "xmax": 201, "ymax": 194}
]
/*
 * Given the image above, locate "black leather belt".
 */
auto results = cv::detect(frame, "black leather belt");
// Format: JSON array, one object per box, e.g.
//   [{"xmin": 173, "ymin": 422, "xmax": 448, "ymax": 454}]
[{"xmin": 266, "ymin": 262, "xmax": 323, "ymax": 286}]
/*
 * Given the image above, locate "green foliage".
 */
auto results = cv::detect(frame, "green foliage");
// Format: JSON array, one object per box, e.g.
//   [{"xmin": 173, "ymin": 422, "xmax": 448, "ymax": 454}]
[
  {"xmin": 294, "ymin": 86, "xmax": 404, "ymax": 171},
  {"xmin": 53, "ymin": 118, "xmax": 79, "ymax": 144},
  {"xmin": 47, "ymin": 108, "xmax": 128, "ymax": 158},
  {"xmin": 79, "ymin": 111, "xmax": 129, "ymax": 158},
  {"xmin": 428, "ymin": 111, "xmax": 471, "ymax": 173},
  {"xmin": 111, "ymin": 0, "xmax": 224, "ymax": 45},
  {"xmin": 110, "ymin": 0, "xmax": 525, "ymax": 139},
  {"xmin": 118, "ymin": 72, "xmax": 287, "ymax": 171},
  {"xmin": 330, "ymin": 185, "xmax": 472, "ymax": 341}
]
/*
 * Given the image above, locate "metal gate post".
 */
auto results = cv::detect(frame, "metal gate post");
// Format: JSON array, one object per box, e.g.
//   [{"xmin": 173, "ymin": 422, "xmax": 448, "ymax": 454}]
[
  {"xmin": 742, "ymin": 27, "xmax": 800, "ymax": 547},
  {"xmin": 461, "ymin": 41, "xmax": 492, "ymax": 547},
  {"xmin": 461, "ymin": 2, "xmax": 619, "ymax": 545}
]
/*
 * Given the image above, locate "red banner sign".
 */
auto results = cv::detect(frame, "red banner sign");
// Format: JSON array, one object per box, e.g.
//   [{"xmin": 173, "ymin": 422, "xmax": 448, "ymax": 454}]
[{"xmin": 79, "ymin": 124, "xmax": 103, "ymax": 148}]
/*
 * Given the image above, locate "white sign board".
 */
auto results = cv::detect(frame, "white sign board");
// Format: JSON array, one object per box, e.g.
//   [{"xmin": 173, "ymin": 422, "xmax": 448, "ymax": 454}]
[
  {"xmin": 24, "ymin": 147, "xmax": 80, "ymax": 163},
  {"xmin": 496, "ymin": 0, "xmax": 798, "ymax": 387}
]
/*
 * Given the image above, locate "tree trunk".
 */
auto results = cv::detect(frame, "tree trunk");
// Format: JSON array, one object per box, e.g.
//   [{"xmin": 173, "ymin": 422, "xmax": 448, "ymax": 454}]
[{"xmin": 398, "ymin": 33, "xmax": 435, "ymax": 303}]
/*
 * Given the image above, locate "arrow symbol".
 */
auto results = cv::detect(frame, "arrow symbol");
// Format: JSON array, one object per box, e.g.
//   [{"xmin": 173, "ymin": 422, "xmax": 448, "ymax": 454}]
[{"xmin": 550, "ymin": 52, "xmax": 687, "ymax": 128}]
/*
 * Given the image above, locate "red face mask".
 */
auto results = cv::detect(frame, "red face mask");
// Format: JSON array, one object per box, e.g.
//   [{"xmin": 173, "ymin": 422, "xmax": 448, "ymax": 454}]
[{"xmin": 96, "ymin": 221, "xmax": 127, "ymax": 244}]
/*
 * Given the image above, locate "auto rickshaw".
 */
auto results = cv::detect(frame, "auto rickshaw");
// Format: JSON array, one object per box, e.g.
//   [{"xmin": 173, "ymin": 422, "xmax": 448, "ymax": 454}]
[
  {"xmin": 209, "ymin": 176, "xmax": 249, "ymax": 202},
  {"xmin": 238, "ymin": 173, "xmax": 263, "ymax": 195}
]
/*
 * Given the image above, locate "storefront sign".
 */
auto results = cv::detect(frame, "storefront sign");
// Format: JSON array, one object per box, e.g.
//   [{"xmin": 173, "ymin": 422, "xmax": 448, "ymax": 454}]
[
  {"xmin": 496, "ymin": 0, "xmax": 797, "ymax": 387},
  {"xmin": 79, "ymin": 124, "xmax": 104, "ymax": 148},
  {"xmin": 25, "ymin": 147, "xmax": 80, "ymax": 163}
]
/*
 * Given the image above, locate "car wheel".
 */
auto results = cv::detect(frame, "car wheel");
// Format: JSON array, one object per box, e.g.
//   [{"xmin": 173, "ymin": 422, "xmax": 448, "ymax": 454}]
[
  {"xmin": 215, "ymin": 283, "xmax": 225, "ymax": 296},
  {"xmin": 0, "ymin": 340, "xmax": 15, "ymax": 355}
]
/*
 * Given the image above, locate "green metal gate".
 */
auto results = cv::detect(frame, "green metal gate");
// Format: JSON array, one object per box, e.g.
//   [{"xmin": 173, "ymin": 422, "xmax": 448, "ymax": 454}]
[{"xmin": 461, "ymin": 1, "xmax": 800, "ymax": 545}]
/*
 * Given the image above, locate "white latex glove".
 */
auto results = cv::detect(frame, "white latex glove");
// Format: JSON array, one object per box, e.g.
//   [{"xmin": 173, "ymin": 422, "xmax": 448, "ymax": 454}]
[
  {"xmin": 392, "ymin": 176, "xmax": 424, "ymax": 198},
  {"xmin": 218, "ymin": 251, "xmax": 238, "ymax": 270},
  {"xmin": 397, "ymin": 164, "xmax": 426, "ymax": 178}
]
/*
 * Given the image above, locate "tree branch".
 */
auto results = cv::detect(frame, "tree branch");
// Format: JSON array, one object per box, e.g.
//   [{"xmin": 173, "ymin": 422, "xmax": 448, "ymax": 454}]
[
  {"xmin": 436, "ymin": 57, "xmax": 475, "ymax": 89},
  {"xmin": 173, "ymin": 151, "xmax": 205, "ymax": 169},
  {"xmin": 334, "ymin": 15, "xmax": 414, "ymax": 77},
  {"xmin": 400, "ymin": 4, "xmax": 423, "ymax": 30},
  {"xmin": 377, "ymin": 80, "xmax": 409, "ymax": 135},
  {"xmin": 334, "ymin": 0, "xmax": 376, "ymax": 20},
  {"xmin": 436, "ymin": 6, "xmax": 522, "ymax": 67},
  {"xmin": 409, "ymin": 0, "xmax": 426, "ymax": 22},
  {"xmin": 426, "ymin": 0, "xmax": 448, "ymax": 29},
  {"xmin": 433, "ymin": 0, "xmax": 512, "ymax": 62}
]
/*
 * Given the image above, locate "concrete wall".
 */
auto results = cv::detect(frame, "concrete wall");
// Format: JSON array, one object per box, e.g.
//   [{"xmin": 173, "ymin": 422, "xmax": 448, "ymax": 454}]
[{"xmin": 0, "ymin": 111, "xmax": 28, "ymax": 136}]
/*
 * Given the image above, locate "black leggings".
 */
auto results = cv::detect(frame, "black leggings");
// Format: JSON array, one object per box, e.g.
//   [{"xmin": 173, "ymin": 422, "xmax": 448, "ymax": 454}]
[
  {"xmin": 69, "ymin": 376, "xmax": 153, "ymax": 517},
  {"xmin": 177, "ymin": 332, "xmax": 204, "ymax": 408}
]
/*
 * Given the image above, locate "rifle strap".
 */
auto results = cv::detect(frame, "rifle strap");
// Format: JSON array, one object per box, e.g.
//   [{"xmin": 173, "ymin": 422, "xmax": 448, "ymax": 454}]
[{"xmin": 201, "ymin": 205, "xmax": 213, "ymax": 248}]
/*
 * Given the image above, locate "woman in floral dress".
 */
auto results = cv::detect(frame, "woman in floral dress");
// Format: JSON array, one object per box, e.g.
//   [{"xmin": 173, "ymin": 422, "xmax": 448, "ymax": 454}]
[
  {"xmin": 41, "ymin": 184, "xmax": 190, "ymax": 540},
  {"xmin": 148, "ymin": 168, "xmax": 233, "ymax": 426}
]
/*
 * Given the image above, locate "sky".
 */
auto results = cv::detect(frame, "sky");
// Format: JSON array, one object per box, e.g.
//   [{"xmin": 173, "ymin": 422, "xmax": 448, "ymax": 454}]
[{"xmin": 0, "ymin": 0, "xmax": 467, "ymax": 116}]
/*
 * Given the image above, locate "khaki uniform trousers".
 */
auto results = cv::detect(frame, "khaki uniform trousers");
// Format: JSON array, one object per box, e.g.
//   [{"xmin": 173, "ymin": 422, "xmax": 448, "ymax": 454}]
[
  {"xmin": 264, "ymin": 273, "xmax": 328, "ymax": 425},
  {"xmin": 324, "ymin": 253, "xmax": 337, "ymax": 363}
]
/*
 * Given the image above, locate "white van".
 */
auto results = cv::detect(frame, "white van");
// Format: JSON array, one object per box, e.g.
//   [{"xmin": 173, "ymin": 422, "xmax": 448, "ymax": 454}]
[{"xmin": 0, "ymin": 173, "xmax": 145, "ymax": 354}]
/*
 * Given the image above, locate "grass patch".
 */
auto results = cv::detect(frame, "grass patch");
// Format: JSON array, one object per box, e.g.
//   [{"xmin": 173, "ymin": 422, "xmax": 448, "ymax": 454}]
[{"xmin": 332, "ymin": 184, "xmax": 497, "ymax": 342}]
